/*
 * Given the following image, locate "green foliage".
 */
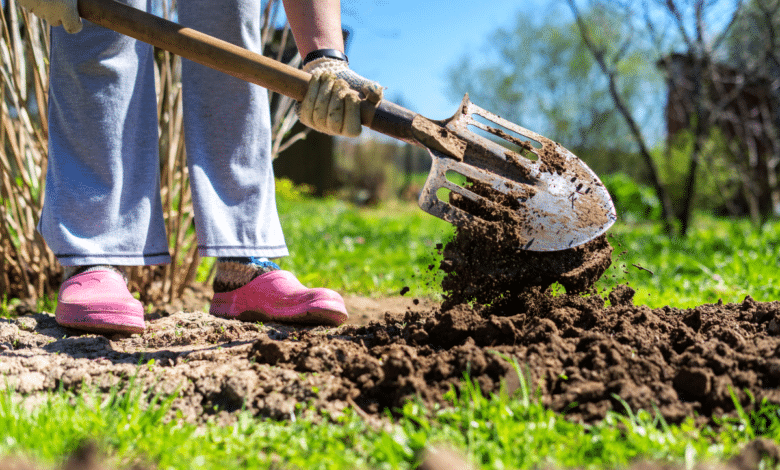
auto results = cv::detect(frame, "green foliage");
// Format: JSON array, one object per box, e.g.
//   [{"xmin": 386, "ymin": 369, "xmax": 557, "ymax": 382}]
[
  {"xmin": 275, "ymin": 177, "xmax": 315, "ymax": 202},
  {"xmin": 652, "ymin": 130, "xmax": 742, "ymax": 217},
  {"xmin": 0, "ymin": 296, "xmax": 15, "ymax": 319},
  {"xmin": 601, "ymin": 173, "xmax": 661, "ymax": 222}
]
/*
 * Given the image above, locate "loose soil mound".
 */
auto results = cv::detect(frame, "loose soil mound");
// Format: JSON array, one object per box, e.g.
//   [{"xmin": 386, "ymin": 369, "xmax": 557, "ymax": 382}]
[
  {"xmin": 253, "ymin": 289, "xmax": 780, "ymax": 425},
  {"xmin": 3, "ymin": 287, "xmax": 780, "ymax": 427}
]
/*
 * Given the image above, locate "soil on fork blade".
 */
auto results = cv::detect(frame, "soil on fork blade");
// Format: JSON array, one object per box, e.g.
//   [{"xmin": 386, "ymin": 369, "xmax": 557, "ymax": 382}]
[{"xmin": 3, "ymin": 180, "xmax": 780, "ymax": 468}]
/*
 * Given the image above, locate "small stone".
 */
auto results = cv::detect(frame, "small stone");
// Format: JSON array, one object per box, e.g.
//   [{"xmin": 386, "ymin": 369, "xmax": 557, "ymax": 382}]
[{"xmin": 16, "ymin": 317, "xmax": 37, "ymax": 332}]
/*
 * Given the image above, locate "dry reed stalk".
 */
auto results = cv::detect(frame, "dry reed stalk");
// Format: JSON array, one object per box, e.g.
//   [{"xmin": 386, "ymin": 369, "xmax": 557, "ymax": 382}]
[
  {"xmin": 2, "ymin": 0, "xmax": 306, "ymax": 306},
  {"xmin": 1, "ymin": 2, "xmax": 58, "ymax": 301}
]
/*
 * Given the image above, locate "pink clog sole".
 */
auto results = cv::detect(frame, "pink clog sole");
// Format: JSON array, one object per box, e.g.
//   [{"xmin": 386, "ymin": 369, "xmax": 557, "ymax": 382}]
[
  {"xmin": 210, "ymin": 270, "xmax": 348, "ymax": 326},
  {"xmin": 56, "ymin": 270, "xmax": 145, "ymax": 334}
]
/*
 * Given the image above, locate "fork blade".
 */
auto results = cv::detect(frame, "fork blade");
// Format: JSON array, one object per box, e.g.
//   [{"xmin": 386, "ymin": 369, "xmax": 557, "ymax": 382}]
[
  {"xmin": 421, "ymin": 95, "xmax": 616, "ymax": 251},
  {"xmin": 418, "ymin": 154, "xmax": 487, "ymax": 228},
  {"xmin": 419, "ymin": 149, "xmax": 616, "ymax": 251}
]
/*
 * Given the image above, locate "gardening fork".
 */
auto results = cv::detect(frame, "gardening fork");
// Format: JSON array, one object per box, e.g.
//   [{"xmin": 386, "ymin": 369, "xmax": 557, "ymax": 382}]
[{"xmin": 76, "ymin": 0, "xmax": 616, "ymax": 251}]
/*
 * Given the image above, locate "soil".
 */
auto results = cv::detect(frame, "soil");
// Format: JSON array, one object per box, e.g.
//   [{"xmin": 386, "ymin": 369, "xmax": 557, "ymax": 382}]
[
  {"xmin": 2, "ymin": 186, "xmax": 780, "ymax": 469},
  {"xmin": 2, "ymin": 289, "xmax": 780, "ymax": 468},
  {"xmin": 439, "ymin": 180, "xmax": 614, "ymax": 305}
]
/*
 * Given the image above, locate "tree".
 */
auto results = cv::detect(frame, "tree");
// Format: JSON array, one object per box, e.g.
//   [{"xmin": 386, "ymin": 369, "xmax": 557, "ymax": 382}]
[
  {"xmin": 450, "ymin": 0, "xmax": 780, "ymax": 234},
  {"xmin": 571, "ymin": 0, "xmax": 779, "ymax": 230},
  {"xmin": 723, "ymin": 0, "xmax": 780, "ymax": 220},
  {"xmin": 448, "ymin": 4, "xmax": 677, "ymax": 230},
  {"xmin": 448, "ymin": 8, "xmax": 659, "ymax": 154}
]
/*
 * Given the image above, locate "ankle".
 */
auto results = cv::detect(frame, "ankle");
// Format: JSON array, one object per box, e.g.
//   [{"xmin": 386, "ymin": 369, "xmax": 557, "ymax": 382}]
[
  {"xmin": 62, "ymin": 265, "xmax": 127, "ymax": 282},
  {"xmin": 213, "ymin": 257, "xmax": 280, "ymax": 293}
]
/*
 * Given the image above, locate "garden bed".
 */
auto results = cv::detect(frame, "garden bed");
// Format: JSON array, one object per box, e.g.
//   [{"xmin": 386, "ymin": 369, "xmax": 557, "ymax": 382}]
[{"xmin": 2, "ymin": 282, "xmax": 780, "ymax": 428}]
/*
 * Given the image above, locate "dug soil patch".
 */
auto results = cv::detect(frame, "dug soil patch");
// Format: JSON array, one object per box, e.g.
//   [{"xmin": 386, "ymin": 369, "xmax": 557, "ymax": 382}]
[{"xmin": 4, "ymin": 289, "xmax": 780, "ymax": 427}]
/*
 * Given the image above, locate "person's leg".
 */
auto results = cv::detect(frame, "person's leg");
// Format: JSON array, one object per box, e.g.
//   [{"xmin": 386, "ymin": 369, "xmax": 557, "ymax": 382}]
[
  {"xmin": 39, "ymin": 0, "xmax": 165, "ymax": 333},
  {"xmin": 179, "ymin": 0, "xmax": 347, "ymax": 326},
  {"xmin": 40, "ymin": 0, "xmax": 168, "ymax": 267},
  {"xmin": 179, "ymin": 0, "xmax": 287, "ymax": 260}
]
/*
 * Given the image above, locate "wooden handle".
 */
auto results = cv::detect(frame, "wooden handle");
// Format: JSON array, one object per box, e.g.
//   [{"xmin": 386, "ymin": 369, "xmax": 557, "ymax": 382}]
[
  {"xmin": 78, "ymin": 0, "xmax": 310, "ymax": 100},
  {"xmin": 76, "ymin": 0, "xmax": 426, "ymax": 146}
]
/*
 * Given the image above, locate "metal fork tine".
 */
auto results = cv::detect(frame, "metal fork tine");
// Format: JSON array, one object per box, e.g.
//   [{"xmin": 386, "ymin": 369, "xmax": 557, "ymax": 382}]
[
  {"xmin": 464, "ymin": 100, "xmax": 547, "ymax": 144},
  {"xmin": 418, "ymin": 150, "xmax": 530, "ymax": 228},
  {"xmin": 415, "ymin": 95, "xmax": 616, "ymax": 252}
]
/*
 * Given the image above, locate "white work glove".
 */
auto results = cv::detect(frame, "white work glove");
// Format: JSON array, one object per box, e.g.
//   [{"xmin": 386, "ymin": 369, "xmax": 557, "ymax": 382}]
[
  {"xmin": 299, "ymin": 57, "xmax": 383, "ymax": 137},
  {"xmin": 18, "ymin": 0, "xmax": 82, "ymax": 34}
]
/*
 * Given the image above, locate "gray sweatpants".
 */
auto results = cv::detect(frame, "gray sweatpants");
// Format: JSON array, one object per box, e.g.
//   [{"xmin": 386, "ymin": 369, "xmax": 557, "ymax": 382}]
[{"xmin": 38, "ymin": 0, "xmax": 289, "ymax": 267}]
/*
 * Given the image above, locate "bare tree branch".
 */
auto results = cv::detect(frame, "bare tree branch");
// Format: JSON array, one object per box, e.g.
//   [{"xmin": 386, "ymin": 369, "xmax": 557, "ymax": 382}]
[
  {"xmin": 566, "ymin": 0, "xmax": 677, "ymax": 231},
  {"xmin": 711, "ymin": 0, "xmax": 744, "ymax": 50},
  {"xmin": 665, "ymin": 0, "xmax": 694, "ymax": 49}
]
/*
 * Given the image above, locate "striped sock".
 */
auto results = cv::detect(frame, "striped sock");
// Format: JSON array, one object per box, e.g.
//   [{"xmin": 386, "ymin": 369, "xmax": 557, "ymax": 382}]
[
  {"xmin": 62, "ymin": 265, "xmax": 127, "ymax": 282},
  {"xmin": 213, "ymin": 257, "xmax": 281, "ymax": 293}
]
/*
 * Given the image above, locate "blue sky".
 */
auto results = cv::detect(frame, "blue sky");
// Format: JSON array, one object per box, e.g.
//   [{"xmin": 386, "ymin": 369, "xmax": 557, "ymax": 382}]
[
  {"xmin": 338, "ymin": 0, "xmax": 557, "ymax": 121},
  {"xmin": 330, "ymin": 0, "xmax": 741, "ymax": 145}
]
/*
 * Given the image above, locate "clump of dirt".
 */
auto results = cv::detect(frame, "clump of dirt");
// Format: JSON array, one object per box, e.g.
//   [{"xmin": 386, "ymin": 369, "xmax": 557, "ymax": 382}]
[
  {"xmin": 250, "ymin": 290, "xmax": 780, "ymax": 425},
  {"xmin": 536, "ymin": 139, "xmax": 568, "ymax": 176},
  {"xmin": 439, "ymin": 180, "xmax": 613, "ymax": 308}
]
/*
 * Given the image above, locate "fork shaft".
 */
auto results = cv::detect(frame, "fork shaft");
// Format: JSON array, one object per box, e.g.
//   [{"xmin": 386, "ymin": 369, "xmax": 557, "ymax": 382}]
[
  {"xmin": 367, "ymin": 101, "xmax": 420, "ymax": 147},
  {"xmin": 78, "ymin": 0, "xmax": 440, "ymax": 150}
]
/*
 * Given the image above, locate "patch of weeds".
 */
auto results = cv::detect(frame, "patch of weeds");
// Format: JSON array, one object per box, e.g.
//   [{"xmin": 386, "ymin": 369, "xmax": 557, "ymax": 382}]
[{"xmin": 0, "ymin": 295, "xmax": 17, "ymax": 319}]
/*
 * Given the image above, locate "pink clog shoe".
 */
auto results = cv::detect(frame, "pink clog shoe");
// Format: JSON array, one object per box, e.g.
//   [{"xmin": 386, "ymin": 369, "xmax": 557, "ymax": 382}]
[
  {"xmin": 210, "ymin": 270, "xmax": 348, "ymax": 326},
  {"xmin": 55, "ymin": 269, "xmax": 145, "ymax": 334}
]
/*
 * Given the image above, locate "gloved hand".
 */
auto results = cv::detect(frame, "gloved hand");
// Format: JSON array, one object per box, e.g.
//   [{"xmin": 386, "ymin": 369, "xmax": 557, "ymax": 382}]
[
  {"xmin": 299, "ymin": 57, "xmax": 383, "ymax": 137},
  {"xmin": 18, "ymin": 0, "xmax": 82, "ymax": 34}
]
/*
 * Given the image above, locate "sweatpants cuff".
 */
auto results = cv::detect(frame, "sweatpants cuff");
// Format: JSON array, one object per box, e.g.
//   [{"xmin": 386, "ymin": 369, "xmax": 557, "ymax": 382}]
[
  {"xmin": 197, "ymin": 245, "xmax": 289, "ymax": 259},
  {"xmin": 56, "ymin": 252, "xmax": 172, "ymax": 267}
]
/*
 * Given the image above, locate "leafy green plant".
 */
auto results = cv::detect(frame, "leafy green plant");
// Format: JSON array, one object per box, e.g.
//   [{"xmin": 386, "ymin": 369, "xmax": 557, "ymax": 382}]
[
  {"xmin": 275, "ymin": 177, "xmax": 315, "ymax": 202},
  {"xmin": 0, "ymin": 295, "xmax": 16, "ymax": 319}
]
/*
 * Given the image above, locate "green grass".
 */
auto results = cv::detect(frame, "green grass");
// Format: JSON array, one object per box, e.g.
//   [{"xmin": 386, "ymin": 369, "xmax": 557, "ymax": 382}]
[
  {"xmin": 3, "ymin": 360, "xmax": 779, "ymax": 470},
  {"xmin": 276, "ymin": 196, "xmax": 452, "ymax": 298},
  {"xmin": 598, "ymin": 214, "xmax": 780, "ymax": 308},
  {"xmin": 193, "ymin": 178, "xmax": 455, "ymax": 299}
]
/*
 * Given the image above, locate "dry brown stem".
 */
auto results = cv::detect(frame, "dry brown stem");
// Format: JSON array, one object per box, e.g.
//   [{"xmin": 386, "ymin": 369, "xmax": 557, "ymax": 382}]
[{"xmin": 1, "ymin": 0, "xmax": 303, "ymax": 305}]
